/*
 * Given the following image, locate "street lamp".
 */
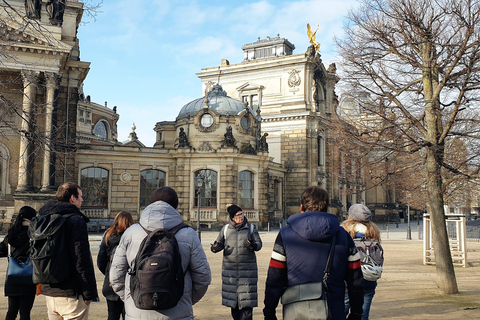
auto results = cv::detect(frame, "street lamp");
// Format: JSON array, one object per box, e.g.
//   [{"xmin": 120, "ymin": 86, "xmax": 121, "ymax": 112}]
[
  {"xmin": 195, "ymin": 174, "xmax": 204, "ymax": 242},
  {"xmin": 407, "ymin": 203, "xmax": 412, "ymax": 240}
]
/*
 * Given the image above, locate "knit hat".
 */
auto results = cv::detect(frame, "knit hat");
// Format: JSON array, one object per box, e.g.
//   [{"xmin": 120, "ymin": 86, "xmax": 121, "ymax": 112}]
[
  {"xmin": 227, "ymin": 205, "xmax": 242, "ymax": 220},
  {"xmin": 348, "ymin": 204, "xmax": 372, "ymax": 222},
  {"xmin": 18, "ymin": 205, "xmax": 36, "ymax": 221}
]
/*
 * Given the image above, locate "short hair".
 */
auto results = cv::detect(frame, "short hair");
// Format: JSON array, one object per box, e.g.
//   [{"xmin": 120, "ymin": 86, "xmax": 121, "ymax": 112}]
[
  {"xmin": 149, "ymin": 186, "xmax": 179, "ymax": 209},
  {"xmin": 301, "ymin": 186, "xmax": 329, "ymax": 212},
  {"xmin": 56, "ymin": 182, "xmax": 81, "ymax": 202}
]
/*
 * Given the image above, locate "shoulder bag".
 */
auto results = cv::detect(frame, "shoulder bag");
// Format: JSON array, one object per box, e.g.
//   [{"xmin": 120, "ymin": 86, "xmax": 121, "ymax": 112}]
[{"xmin": 6, "ymin": 243, "xmax": 34, "ymax": 286}]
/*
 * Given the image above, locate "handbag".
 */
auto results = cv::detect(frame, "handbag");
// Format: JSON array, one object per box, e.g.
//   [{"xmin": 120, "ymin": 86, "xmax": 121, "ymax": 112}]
[
  {"xmin": 6, "ymin": 244, "xmax": 34, "ymax": 286},
  {"xmin": 281, "ymin": 234, "xmax": 336, "ymax": 320}
]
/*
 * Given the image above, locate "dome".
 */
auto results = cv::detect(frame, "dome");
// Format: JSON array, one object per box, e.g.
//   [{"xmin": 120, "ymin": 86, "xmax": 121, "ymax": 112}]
[{"xmin": 177, "ymin": 84, "xmax": 246, "ymax": 120}]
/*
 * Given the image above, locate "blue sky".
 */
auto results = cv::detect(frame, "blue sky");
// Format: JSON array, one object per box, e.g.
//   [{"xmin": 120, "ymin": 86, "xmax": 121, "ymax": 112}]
[{"xmin": 77, "ymin": 0, "xmax": 360, "ymax": 146}]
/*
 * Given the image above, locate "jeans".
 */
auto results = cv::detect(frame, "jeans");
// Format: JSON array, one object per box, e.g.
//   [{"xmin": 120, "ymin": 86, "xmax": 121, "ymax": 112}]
[{"xmin": 345, "ymin": 288, "xmax": 376, "ymax": 320}]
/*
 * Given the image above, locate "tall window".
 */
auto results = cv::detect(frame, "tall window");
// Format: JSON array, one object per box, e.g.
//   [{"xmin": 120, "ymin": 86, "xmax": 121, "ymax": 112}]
[
  {"xmin": 238, "ymin": 170, "xmax": 254, "ymax": 208},
  {"xmin": 81, "ymin": 167, "xmax": 109, "ymax": 208},
  {"xmin": 140, "ymin": 169, "xmax": 166, "ymax": 208},
  {"xmin": 195, "ymin": 169, "xmax": 217, "ymax": 207}
]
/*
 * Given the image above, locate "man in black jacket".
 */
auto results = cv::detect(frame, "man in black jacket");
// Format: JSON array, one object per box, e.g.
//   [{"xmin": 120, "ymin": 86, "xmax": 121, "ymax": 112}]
[{"xmin": 39, "ymin": 182, "xmax": 98, "ymax": 319}]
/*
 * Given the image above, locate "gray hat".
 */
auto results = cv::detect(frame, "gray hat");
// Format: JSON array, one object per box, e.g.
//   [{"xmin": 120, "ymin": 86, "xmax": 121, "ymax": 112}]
[{"xmin": 348, "ymin": 204, "xmax": 372, "ymax": 222}]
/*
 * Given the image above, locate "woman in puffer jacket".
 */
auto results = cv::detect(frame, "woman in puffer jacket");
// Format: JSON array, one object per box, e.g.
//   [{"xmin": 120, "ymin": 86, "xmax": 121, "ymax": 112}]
[
  {"xmin": 211, "ymin": 205, "xmax": 262, "ymax": 320},
  {"xmin": 97, "ymin": 211, "xmax": 134, "ymax": 320}
]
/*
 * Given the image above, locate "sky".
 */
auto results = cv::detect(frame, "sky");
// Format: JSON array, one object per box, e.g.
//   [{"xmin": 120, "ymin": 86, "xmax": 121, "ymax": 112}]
[{"xmin": 77, "ymin": 0, "xmax": 361, "ymax": 147}]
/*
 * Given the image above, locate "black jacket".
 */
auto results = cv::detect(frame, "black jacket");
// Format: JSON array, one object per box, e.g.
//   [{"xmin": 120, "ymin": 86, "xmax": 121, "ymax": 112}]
[
  {"xmin": 1, "ymin": 226, "xmax": 37, "ymax": 297},
  {"xmin": 97, "ymin": 231, "xmax": 122, "ymax": 300},
  {"xmin": 38, "ymin": 201, "xmax": 98, "ymax": 301}
]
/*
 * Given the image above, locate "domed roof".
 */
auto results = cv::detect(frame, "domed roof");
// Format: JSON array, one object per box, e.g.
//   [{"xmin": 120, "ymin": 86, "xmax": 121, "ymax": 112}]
[{"xmin": 177, "ymin": 84, "xmax": 246, "ymax": 120}]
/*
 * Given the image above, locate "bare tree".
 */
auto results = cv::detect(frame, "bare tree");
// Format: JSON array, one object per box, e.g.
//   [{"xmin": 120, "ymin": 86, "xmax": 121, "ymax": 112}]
[{"xmin": 335, "ymin": 0, "xmax": 480, "ymax": 294}]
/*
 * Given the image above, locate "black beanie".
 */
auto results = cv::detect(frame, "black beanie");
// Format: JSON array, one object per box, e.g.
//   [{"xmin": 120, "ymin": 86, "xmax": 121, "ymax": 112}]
[{"xmin": 227, "ymin": 205, "xmax": 242, "ymax": 220}]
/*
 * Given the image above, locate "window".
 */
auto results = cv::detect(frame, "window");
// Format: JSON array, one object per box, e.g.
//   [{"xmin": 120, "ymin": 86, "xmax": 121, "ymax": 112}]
[
  {"xmin": 81, "ymin": 167, "xmax": 109, "ymax": 208},
  {"xmin": 195, "ymin": 169, "xmax": 217, "ymax": 207},
  {"xmin": 238, "ymin": 170, "xmax": 254, "ymax": 208},
  {"xmin": 317, "ymin": 136, "xmax": 324, "ymax": 166},
  {"xmin": 200, "ymin": 114, "xmax": 214, "ymax": 128},
  {"xmin": 242, "ymin": 94, "xmax": 260, "ymax": 114},
  {"xmin": 140, "ymin": 169, "xmax": 166, "ymax": 208},
  {"xmin": 94, "ymin": 121, "xmax": 108, "ymax": 139}
]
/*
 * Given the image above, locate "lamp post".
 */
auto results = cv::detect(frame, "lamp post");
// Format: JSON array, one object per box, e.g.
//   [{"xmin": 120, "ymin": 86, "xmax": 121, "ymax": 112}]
[
  {"xmin": 195, "ymin": 174, "xmax": 204, "ymax": 242},
  {"xmin": 395, "ymin": 203, "xmax": 399, "ymax": 228},
  {"xmin": 407, "ymin": 203, "xmax": 412, "ymax": 240}
]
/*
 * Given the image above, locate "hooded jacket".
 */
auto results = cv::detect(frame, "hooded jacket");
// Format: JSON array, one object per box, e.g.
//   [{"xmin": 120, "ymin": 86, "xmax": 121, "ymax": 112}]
[
  {"xmin": 37, "ymin": 200, "xmax": 98, "ymax": 301},
  {"xmin": 213, "ymin": 219, "xmax": 262, "ymax": 309},
  {"xmin": 110, "ymin": 201, "xmax": 211, "ymax": 320},
  {"xmin": 264, "ymin": 211, "xmax": 364, "ymax": 320}
]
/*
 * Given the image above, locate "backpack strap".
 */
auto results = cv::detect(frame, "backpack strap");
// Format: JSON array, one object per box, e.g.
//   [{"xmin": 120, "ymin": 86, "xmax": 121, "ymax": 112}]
[{"xmin": 323, "ymin": 233, "xmax": 336, "ymax": 285}]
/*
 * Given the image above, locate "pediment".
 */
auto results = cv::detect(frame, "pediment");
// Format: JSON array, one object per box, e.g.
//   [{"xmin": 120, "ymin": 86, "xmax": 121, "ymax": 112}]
[
  {"xmin": 236, "ymin": 82, "xmax": 264, "ymax": 92},
  {"xmin": 0, "ymin": 18, "xmax": 71, "ymax": 55}
]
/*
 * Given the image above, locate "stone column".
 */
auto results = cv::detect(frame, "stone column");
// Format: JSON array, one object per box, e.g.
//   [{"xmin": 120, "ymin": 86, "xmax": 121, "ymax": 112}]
[
  {"xmin": 41, "ymin": 72, "xmax": 60, "ymax": 192},
  {"xmin": 17, "ymin": 70, "xmax": 39, "ymax": 192}
]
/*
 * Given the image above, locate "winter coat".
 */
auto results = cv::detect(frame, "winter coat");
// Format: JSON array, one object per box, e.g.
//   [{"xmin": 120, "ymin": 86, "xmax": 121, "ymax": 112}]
[
  {"xmin": 0, "ymin": 226, "xmax": 36, "ymax": 297},
  {"xmin": 214, "ymin": 220, "xmax": 262, "ymax": 309},
  {"xmin": 264, "ymin": 211, "xmax": 364, "ymax": 320},
  {"xmin": 110, "ymin": 200, "xmax": 211, "ymax": 320},
  {"xmin": 97, "ymin": 231, "xmax": 123, "ymax": 300},
  {"xmin": 37, "ymin": 201, "xmax": 99, "ymax": 301}
]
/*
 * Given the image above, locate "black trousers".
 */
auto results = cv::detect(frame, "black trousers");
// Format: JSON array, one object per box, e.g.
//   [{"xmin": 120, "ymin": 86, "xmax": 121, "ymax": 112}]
[
  {"xmin": 107, "ymin": 299, "xmax": 125, "ymax": 320},
  {"xmin": 231, "ymin": 306, "xmax": 253, "ymax": 320},
  {"xmin": 5, "ymin": 295, "xmax": 35, "ymax": 320}
]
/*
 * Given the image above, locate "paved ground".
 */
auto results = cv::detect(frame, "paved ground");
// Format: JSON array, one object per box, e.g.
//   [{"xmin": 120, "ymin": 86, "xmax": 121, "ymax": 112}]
[{"xmin": 1, "ymin": 222, "xmax": 479, "ymax": 319}]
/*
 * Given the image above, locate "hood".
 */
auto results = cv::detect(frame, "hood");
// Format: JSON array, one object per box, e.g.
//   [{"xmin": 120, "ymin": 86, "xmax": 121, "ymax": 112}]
[
  {"xmin": 140, "ymin": 200, "xmax": 183, "ymax": 231},
  {"xmin": 39, "ymin": 200, "xmax": 90, "ymax": 223},
  {"xmin": 287, "ymin": 211, "xmax": 340, "ymax": 242}
]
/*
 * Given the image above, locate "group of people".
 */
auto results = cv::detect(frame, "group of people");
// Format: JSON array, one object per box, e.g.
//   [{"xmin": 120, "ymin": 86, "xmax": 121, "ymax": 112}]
[{"xmin": 0, "ymin": 182, "xmax": 382, "ymax": 320}]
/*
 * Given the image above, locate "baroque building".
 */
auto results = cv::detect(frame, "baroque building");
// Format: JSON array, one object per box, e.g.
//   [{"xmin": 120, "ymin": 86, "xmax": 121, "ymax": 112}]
[{"xmin": 0, "ymin": 0, "xmax": 364, "ymax": 230}]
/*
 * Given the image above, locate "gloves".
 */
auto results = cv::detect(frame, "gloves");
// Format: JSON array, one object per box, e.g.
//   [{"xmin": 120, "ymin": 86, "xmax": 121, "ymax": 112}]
[
  {"xmin": 244, "ymin": 239, "xmax": 256, "ymax": 250},
  {"xmin": 210, "ymin": 241, "xmax": 223, "ymax": 253}
]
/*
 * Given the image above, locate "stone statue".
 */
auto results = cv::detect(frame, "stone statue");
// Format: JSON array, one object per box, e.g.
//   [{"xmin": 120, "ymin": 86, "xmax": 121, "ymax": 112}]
[
  {"xmin": 258, "ymin": 133, "xmax": 269, "ymax": 152},
  {"xmin": 46, "ymin": 0, "xmax": 66, "ymax": 26},
  {"xmin": 178, "ymin": 127, "xmax": 191, "ymax": 148},
  {"xmin": 221, "ymin": 126, "xmax": 237, "ymax": 148},
  {"xmin": 25, "ymin": 0, "xmax": 41, "ymax": 19}
]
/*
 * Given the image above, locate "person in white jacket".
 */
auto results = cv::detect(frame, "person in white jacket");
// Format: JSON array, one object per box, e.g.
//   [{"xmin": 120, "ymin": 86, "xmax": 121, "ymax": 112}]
[{"xmin": 110, "ymin": 186, "xmax": 211, "ymax": 320}]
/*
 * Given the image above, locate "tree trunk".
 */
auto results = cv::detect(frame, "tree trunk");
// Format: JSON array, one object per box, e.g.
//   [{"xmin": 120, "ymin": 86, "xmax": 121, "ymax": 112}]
[{"xmin": 426, "ymin": 147, "xmax": 459, "ymax": 294}]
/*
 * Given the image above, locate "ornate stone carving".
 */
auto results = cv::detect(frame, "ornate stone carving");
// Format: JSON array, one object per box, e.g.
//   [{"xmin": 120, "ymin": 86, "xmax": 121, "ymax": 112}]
[
  {"xmin": 198, "ymin": 142, "xmax": 215, "ymax": 152},
  {"xmin": 288, "ymin": 69, "xmax": 301, "ymax": 88},
  {"xmin": 258, "ymin": 133, "xmax": 269, "ymax": 152},
  {"xmin": 46, "ymin": 0, "xmax": 66, "ymax": 26},
  {"xmin": 25, "ymin": 0, "xmax": 41, "ymax": 20},
  {"xmin": 240, "ymin": 142, "xmax": 256, "ymax": 155},
  {"xmin": 120, "ymin": 172, "xmax": 132, "ymax": 184},
  {"xmin": 220, "ymin": 126, "xmax": 237, "ymax": 148}
]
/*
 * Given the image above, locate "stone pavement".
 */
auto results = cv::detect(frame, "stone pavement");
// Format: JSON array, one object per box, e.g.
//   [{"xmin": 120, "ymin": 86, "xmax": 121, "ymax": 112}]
[{"xmin": 1, "ymin": 222, "xmax": 479, "ymax": 319}]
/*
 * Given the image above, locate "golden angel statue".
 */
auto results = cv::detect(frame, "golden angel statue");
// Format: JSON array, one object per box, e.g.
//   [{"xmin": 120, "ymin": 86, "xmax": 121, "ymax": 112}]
[{"xmin": 307, "ymin": 23, "xmax": 321, "ymax": 53}]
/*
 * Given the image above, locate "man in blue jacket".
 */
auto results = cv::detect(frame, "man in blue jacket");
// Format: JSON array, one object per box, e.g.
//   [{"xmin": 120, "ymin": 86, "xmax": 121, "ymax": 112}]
[{"xmin": 263, "ymin": 186, "xmax": 364, "ymax": 320}]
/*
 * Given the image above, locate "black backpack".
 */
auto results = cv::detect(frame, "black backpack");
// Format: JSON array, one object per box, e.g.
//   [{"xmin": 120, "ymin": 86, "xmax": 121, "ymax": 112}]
[
  {"xmin": 28, "ymin": 213, "xmax": 76, "ymax": 284},
  {"xmin": 129, "ymin": 223, "xmax": 188, "ymax": 310}
]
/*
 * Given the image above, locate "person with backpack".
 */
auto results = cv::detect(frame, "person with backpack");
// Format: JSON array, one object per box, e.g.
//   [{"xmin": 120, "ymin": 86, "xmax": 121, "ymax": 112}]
[
  {"xmin": 210, "ymin": 204, "xmax": 262, "ymax": 320},
  {"xmin": 110, "ymin": 186, "xmax": 211, "ymax": 319},
  {"xmin": 263, "ymin": 186, "xmax": 364, "ymax": 320},
  {"xmin": 97, "ymin": 211, "xmax": 134, "ymax": 320},
  {"xmin": 0, "ymin": 206, "xmax": 37, "ymax": 320},
  {"xmin": 34, "ymin": 182, "xmax": 98, "ymax": 319},
  {"xmin": 342, "ymin": 204, "xmax": 384, "ymax": 320}
]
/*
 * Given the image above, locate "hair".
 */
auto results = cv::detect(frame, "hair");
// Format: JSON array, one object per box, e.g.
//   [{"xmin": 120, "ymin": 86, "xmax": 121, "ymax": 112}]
[
  {"xmin": 104, "ymin": 211, "xmax": 134, "ymax": 245},
  {"xmin": 341, "ymin": 217, "xmax": 381, "ymax": 241},
  {"xmin": 149, "ymin": 186, "xmax": 179, "ymax": 209},
  {"xmin": 56, "ymin": 182, "xmax": 81, "ymax": 202},
  {"xmin": 301, "ymin": 186, "xmax": 329, "ymax": 212},
  {"xmin": 7, "ymin": 206, "xmax": 37, "ymax": 239}
]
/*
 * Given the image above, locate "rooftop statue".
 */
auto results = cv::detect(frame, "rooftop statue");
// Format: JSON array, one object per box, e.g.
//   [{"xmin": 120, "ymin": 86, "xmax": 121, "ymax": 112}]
[{"xmin": 307, "ymin": 23, "xmax": 321, "ymax": 53}]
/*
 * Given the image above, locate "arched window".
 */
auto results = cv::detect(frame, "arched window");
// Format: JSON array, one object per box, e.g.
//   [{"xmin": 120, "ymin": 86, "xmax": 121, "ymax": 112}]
[
  {"xmin": 80, "ymin": 167, "xmax": 109, "ymax": 208},
  {"xmin": 238, "ymin": 170, "xmax": 254, "ymax": 208},
  {"xmin": 195, "ymin": 169, "xmax": 217, "ymax": 207},
  {"xmin": 94, "ymin": 121, "xmax": 108, "ymax": 139},
  {"xmin": 140, "ymin": 169, "xmax": 166, "ymax": 208}
]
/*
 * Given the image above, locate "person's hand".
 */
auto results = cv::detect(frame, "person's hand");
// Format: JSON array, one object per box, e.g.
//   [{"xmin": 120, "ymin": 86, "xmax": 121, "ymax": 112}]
[
  {"xmin": 210, "ymin": 241, "xmax": 223, "ymax": 253},
  {"xmin": 244, "ymin": 239, "xmax": 256, "ymax": 250}
]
